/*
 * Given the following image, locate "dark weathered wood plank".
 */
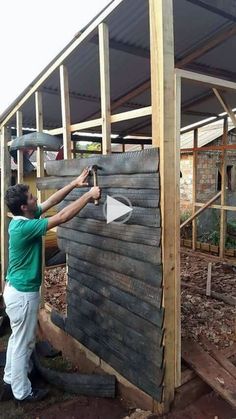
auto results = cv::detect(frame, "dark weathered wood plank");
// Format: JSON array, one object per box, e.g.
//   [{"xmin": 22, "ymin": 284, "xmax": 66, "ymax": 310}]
[
  {"xmin": 67, "ymin": 268, "xmax": 162, "ymax": 324},
  {"xmin": 46, "ymin": 148, "xmax": 159, "ymax": 176},
  {"xmin": 67, "ymin": 289, "xmax": 163, "ymax": 366},
  {"xmin": 37, "ymin": 173, "xmax": 160, "ymax": 190},
  {"xmin": 182, "ymin": 339, "xmax": 236, "ymax": 409},
  {"xmin": 58, "ymin": 239, "xmax": 163, "ymax": 287},
  {"xmin": 63, "ymin": 188, "xmax": 159, "ymax": 208},
  {"xmin": 51, "ymin": 310, "xmax": 66, "ymax": 331},
  {"xmin": 58, "ymin": 227, "xmax": 161, "ymax": 265},
  {"xmin": 67, "ymin": 273, "xmax": 164, "ymax": 333},
  {"xmin": 65, "ymin": 320, "xmax": 163, "ymax": 401},
  {"xmin": 68, "ymin": 255, "xmax": 162, "ymax": 308},
  {"xmin": 58, "ymin": 201, "xmax": 160, "ymax": 227},
  {"xmin": 62, "ymin": 218, "xmax": 160, "ymax": 246}
]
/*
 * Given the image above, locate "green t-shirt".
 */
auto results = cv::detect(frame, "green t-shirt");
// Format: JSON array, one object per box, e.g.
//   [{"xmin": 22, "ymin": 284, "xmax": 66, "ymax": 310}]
[{"xmin": 6, "ymin": 206, "xmax": 48, "ymax": 292}]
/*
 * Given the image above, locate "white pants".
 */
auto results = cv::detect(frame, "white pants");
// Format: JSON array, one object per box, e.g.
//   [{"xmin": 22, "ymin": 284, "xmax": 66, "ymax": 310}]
[{"xmin": 3, "ymin": 282, "xmax": 40, "ymax": 400}]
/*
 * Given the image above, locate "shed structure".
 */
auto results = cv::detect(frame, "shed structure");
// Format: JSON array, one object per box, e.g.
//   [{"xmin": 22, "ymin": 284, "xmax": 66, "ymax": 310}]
[{"xmin": 1, "ymin": 0, "xmax": 236, "ymax": 413}]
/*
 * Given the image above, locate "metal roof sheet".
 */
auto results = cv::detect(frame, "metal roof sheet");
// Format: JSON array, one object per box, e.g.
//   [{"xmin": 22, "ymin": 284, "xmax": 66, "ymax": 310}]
[{"xmin": 1, "ymin": 0, "xmax": 236, "ymax": 135}]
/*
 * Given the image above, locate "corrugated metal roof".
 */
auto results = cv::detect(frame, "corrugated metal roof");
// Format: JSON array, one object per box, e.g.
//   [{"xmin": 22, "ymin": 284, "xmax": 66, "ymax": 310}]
[
  {"xmin": 1, "ymin": 0, "xmax": 236, "ymax": 135},
  {"xmin": 180, "ymin": 118, "xmax": 235, "ymax": 149}
]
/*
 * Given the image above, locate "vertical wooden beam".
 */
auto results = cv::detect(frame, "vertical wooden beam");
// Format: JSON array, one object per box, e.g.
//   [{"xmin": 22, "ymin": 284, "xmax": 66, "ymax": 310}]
[
  {"xmin": 35, "ymin": 91, "xmax": 45, "ymax": 307},
  {"xmin": 175, "ymin": 74, "xmax": 181, "ymax": 387},
  {"xmin": 122, "ymin": 144, "xmax": 125, "ymax": 153},
  {"xmin": 219, "ymin": 117, "xmax": 228, "ymax": 258},
  {"xmin": 60, "ymin": 65, "xmax": 72, "ymax": 160},
  {"xmin": 192, "ymin": 129, "xmax": 198, "ymax": 250},
  {"xmin": 35, "ymin": 91, "xmax": 44, "ymax": 203},
  {"xmin": 149, "ymin": 0, "xmax": 176, "ymax": 412},
  {"xmin": 99, "ymin": 23, "xmax": 111, "ymax": 155},
  {"xmin": 16, "ymin": 111, "xmax": 24, "ymax": 184},
  {"xmin": 60, "ymin": 65, "xmax": 71, "ymax": 159},
  {"xmin": 1, "ymin": 127, "xmax": 11, "ymax": 292}
]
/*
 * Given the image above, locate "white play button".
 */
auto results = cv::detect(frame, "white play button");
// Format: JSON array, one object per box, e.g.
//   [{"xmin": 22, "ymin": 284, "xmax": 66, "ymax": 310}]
[{"xmin": 105, "ymin": 195, "xmax": 133, "ymax": 224}]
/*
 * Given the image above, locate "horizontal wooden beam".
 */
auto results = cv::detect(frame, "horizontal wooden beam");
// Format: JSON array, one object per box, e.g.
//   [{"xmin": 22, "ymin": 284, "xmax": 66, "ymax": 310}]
[
  {"xmin": 176, "ymin": 69, "xmax": 236, "ymax": 91},
  {"xmin": 181, "ymin": 144, "xmax": 236, "ymax": 153},
  {"xmin": 92, "ymin": 35, "xmax": 150, "ymax": 59},
  {"xmin": 185, "ymin": 0, "xmax": 236, "ymax": 23},
  {"xmin": 195, "ymin": 202, "xmax": 236, "ymax": 211}
]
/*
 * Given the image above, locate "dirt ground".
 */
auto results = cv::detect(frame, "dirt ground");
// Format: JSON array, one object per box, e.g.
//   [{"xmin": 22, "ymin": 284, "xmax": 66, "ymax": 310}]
[{"xmin": 181, "ymin": 248, "xmax": 236, "ymax": 349}]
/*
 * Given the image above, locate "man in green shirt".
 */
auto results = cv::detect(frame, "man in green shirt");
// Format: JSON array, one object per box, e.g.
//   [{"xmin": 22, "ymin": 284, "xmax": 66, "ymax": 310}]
[{"xmin": 1, "ymin": 168, "xmax": 100, "ymax": 403}]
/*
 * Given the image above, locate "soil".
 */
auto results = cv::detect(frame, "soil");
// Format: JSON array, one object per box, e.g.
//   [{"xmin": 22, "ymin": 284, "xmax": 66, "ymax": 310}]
[
  {"xmin": 44, "ymin": 267, "xmax": 67, "ymax": 314},
  {"xmin": 181, "ymin": 248, "xmax": 236, "ymax": 349}
]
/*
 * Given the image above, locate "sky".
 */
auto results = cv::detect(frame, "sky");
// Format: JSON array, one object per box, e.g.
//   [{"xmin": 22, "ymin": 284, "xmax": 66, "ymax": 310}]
[{"xmin": 0, "ymin": 0, "xmax": 111, "ymax": 115}]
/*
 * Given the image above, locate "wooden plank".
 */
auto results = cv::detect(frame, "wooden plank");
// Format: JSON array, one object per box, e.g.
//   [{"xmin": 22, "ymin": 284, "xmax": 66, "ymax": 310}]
[
  {"xmin": 99, "ymin": 23, "xmax": 111, "ymax": 155},
  {"xmin": 67, "ymin": 306, "xmax": 163, "ymax": 387},
  {"xmin": 175, "ymin": 73, "xmax": 181, "ymax": 387},
  {"xmin": 201, "ymin": 338, "xmax": 236, "ymax": 381},
  {"xmin": 58, "ymin": 238, "xmax": 162, "ymax": 288},
  {"xmin": 37, "ymin": 173, "xmax": 160, "ymax": 190},
  {"xmin": 149, "ymin": 0, "xmax": 175, "ymax": 407},
  {"xmin": 65, "ymin": 320, "xmax": 163, "ymax": 401},
  {"xmin": 176, "ymin": 69, "xmax": 236, "ymax": 91},
  {"xmin": 60, "ymin": 65, "xmax": 72, "ymax": 159},
  {"xmin": 182, "ymin": 339, "xmax": 236, "ymax": 409},
  {"xmin": 16, "ymin": 110, "xmax": 23, "ymax": 184},
  {"xmin": 59, "ymin": 218, "xmax": 160, "ymax": 247},
  {"xmin": 58, "ymin": 201, "xmax": 160, "ymax": 227},
  {"xmin": 63, "ymin": 187, "xmax": 159, "ymax": 208},
  {"xmin": 219, "ymin": 117, "xmax": 228, "ymax": 258},
  {"xmin": 68, "ymin": 255, "xmax": 162, "ymax": 308},
  {"xmin": 67, "ymin": 269, "xmax": 163, "ymax": 332},
  {"xmin": 180, "ymin": 192, "xmax": 221, "ymax": 229},
  {"xmin": 35, "ymin": 91, "xmax": 45, "ymax": 308},
  {"xmin": 1, "ymin": 127, "xmax": 11, "ymax": 291},
  {"xmin": 58, "ymin": 226, "xmax": 161, "ymax": 265},
  {"xmin": 111, "ymin": 106, "xmax": 152, "ymax": 123},
  {"xmin": 46, "ymin": 148, "xmax": 159, "ymax": 176},
  {"xmin": 192, "ymin": 128, "xmax": 198, "ymax": 250},
  {"xmin": 67, "ymin": 267, "xmax": 162, "ymax": 324},
  {"xmin": 67, "ymin": 286, "xmax": 163, "ymax": 364},
  {"xmin": 206, "ymin": 262, "xmax": 212, "ymax": 296}
]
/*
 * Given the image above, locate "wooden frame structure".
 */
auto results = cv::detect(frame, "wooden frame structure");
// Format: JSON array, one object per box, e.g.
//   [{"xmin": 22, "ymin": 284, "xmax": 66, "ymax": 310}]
[{"xmin": 1, "ymin": 0, "xmax": 236, "ymax": 413}]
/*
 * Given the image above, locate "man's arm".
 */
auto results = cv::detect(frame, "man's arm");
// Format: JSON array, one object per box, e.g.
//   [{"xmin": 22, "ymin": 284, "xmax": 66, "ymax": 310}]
[
  {"xmin": 47, "ymin": 186, "xmax": 100, "ymax": 230},
  {"xmin": 41, "ymin": 168, "xmax": 89, "ymax": 213}
]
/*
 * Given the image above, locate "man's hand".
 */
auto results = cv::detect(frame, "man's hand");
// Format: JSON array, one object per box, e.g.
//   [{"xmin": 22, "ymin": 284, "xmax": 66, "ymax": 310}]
[
  {"xmin": 89, "ymin": 186, "xmax": 101, "ymax": 200},
  {"xmin": 73, "ymin": 168, "xmax": 89, "ymax": 188}
]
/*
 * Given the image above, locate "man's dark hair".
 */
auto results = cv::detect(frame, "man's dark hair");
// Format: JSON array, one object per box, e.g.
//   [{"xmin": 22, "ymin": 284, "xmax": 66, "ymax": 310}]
[{"xmin": 5, "ymin": 184, "xmax": 29, "ymax": 215}]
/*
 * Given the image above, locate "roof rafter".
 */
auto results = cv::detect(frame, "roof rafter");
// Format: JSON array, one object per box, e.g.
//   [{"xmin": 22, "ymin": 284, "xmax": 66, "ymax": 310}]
[{"xmin": 185, "ymin": 0, "xmax": 236, "ymax": 23}]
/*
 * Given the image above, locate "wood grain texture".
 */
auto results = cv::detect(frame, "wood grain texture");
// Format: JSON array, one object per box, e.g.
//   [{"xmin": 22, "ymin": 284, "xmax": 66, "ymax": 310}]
[
  {"xmin": 37, "ymin": 173, "xmax": 160, "ymax": 190},
  {"xmin": 58, "ymin": 238, "xmax": 162, "ymax": 288},
  {"xmin": 46, "ymin": 148, "xmax": 159, "ymax": 176},
  {"xmin": 67, "ymin": 288, "xmax": 163, "ymax": 366},
  {"xmin": 58, "ymin": 226, "xmax": 161, "ymax": 264},
  {"xmin": 60, "ymin": 218, "xmax": 160, "ymax": 246},
  {"xmin": 68, "ymin": 255, "xmax": 162, "ymax": 308}
]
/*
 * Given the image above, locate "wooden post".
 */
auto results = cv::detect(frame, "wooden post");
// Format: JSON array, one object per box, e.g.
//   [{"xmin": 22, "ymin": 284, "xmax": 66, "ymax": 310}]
[
  {"xmin": 122, "ymin": 144, "xmax": 125, "ymax": 153},
  {"xmin": 16, "ymin": 111, "xmax": 23, "ymax": 184},
  {"xmin": 192, "ymin": 129, "xmax": 198, "ymax": 250},
  {"xmin": 60, "ymin": 65, "xmax": 72, "ymax": 160},
  {"xmin": 219, "ymin": 117, "xmax": 228, "ymax": 258},
  {"xmin": 1, "ymin": 126, "xmax": 11, "ymax": 292},
  {"xmin": 149, "ymin": 0, "xmax": 176, "ymax": 411},
  {"xmin": 175, "ymin": 74, "xmax": 181, "ymax": 387},
  {"xmin": 35, "ymin": 91, "xmax": 45, "ymax": 306},
  {"xmin": 206, "ymin": 262, "xmax": 212, "ymax": 296},
  {"xmin": 99, "ymin": 23, "xmax": 111, "ymax": 155}
]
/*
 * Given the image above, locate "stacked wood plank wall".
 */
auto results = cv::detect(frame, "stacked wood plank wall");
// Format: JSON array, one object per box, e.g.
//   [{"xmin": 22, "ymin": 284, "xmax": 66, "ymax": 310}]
[{"xmin": 43, "ymin": 148, "xmax": 164, "ymax": 400}]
